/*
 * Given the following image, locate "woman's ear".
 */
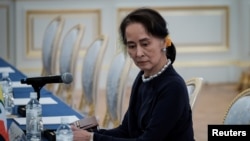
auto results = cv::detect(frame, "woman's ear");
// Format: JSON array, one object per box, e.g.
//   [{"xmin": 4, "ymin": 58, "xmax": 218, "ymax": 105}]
[{"xmin": 161, "ymin": 39, "xmax": 166, "ymax": 47}]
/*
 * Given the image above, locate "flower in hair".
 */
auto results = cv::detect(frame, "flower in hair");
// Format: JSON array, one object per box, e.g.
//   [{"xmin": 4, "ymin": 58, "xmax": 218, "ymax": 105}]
[{"xmin": 165, "ymin": 35, "xmax": 172, "ymax": 47}]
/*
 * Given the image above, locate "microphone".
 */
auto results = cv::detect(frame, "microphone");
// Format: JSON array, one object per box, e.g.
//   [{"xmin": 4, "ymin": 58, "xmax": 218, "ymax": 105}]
[{"xmin": 20, "ymin": 72, "xmax": 73, "ymax": 85}]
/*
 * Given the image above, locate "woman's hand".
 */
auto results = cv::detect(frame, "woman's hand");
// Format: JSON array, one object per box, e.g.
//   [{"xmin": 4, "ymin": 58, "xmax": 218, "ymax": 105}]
[{"xmin": 71, "ymin": 125, "xmax": 92, "ymax": 141}]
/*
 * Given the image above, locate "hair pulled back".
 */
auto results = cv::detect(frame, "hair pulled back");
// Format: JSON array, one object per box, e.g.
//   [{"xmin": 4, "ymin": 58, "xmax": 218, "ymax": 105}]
[{"xmin": 119, "ymin": 7, "xmax": 176, "ymax": 64}]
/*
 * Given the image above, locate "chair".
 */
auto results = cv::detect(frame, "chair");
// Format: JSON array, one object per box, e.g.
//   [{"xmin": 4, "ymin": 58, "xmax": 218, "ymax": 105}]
[
  {"xmin": 56, "ymin": 24, "xmax": 85, "ymax": 105},
  {"xmin": 223, "ymin": 88, "xmax": 250, "ymax": 124},
  {"xmin": 102, "ymin": 52, "xmax": 132, "ymax": 128},
  {"xmin": 78, "ymin": 35, "xmax": 108, "ymax": 116},
  {"xmin": 41, "ymin": 16, "xmax": 64, "ymax": 92},
  {"xmin": 185, "ymin": 77, "xmax": 204, "ymax": 109}
]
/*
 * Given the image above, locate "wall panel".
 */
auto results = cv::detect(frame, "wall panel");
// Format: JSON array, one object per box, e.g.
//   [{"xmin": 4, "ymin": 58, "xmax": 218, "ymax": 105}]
[
  {"xmin": 0, "ymin": 5, "xmax": 9, "ymax": 60},
  {"xmin": 118, "ymin": 6, "xmax": 229, "ymax": 53},
  {"xmin": 15, "ymin": 5, "xmax": 102, "ymax": 76},
  {"xmin": 25, "ymin": 9, "xmax": 101, "ymax": 58},
  {"xmin": 117, "ymin": 4, "xmax": 240, "ymax": 84}
]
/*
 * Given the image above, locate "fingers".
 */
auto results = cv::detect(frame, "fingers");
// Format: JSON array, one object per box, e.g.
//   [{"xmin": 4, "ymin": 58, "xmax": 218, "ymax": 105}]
[
  {"xmin": 72, "ymin": 129, "xmax": 91, "ymax": 141},
  {"xmin": 71, "ymin": 125, "xmax": 81, "ymax": 131}
]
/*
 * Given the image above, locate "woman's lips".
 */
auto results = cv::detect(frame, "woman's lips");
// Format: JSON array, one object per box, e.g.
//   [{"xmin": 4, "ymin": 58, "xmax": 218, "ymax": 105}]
[{"xmin": 137, "ymin": 61, "xmax": 147, "ymax": 66}]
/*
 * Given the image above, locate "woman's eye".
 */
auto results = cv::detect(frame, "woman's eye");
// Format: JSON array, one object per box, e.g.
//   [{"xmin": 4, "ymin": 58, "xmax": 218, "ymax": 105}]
[
  {"xmin": 141, "ymin": 43, "xmax": 148, "ymax": 47},
  {"xmin": 127, "ymin": 44, "xmax": 135, "ymax": 48}
]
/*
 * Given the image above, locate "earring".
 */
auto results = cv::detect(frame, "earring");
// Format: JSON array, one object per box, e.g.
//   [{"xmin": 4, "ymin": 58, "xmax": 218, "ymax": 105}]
[{"xmin": 162, "ymin": 48, "xmax": 166, "ymax": 52}]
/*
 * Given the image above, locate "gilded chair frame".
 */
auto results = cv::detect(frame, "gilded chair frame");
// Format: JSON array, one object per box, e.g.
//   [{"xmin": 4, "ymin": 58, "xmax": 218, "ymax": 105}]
[
  {"xmin": 223, "ymin": 88, "xmax": 250, "ymax": 124},
  {"xmin": 237, "ymin": 69, "xmax": 250, "ymax": 92},
  {"xmin": 56, "ymin": 24, "xmax": 85, "ymax": 104},
  {"xmin": 41, "ymin": 16, "xmax": 64, "ymax": 76},
  {"xmin": 79, "ymin": 34, "xmax": 108, "ymax": 116},
  {"xmin": 185, "ymin": 77, "xmax": 203, "ymax": 109},
  {"xmin": 41, "ymin": 16, "xmax": 64, "ymax": 92}
]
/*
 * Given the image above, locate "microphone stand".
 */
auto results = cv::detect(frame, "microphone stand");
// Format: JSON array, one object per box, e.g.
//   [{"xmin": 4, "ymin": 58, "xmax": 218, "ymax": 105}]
[
  {"xmin": 31, "ymin": 83, "xmax": 45, "ymax": 101},
  {"xmin": 17, "ymin": 83, "xmax": 45, "ymax": 117}
]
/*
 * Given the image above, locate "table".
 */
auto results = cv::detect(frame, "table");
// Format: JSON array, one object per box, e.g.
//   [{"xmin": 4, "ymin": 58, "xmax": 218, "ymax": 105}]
[{"xmin": 0, "ymin": 58, "xmax": 83, "ymax": 140}]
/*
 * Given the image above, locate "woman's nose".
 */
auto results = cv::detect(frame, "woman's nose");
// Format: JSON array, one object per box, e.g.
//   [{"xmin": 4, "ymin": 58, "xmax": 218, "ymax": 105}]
[{"xmin": 136, "ymin": 46, "xmax": 144, "ymax": 57}]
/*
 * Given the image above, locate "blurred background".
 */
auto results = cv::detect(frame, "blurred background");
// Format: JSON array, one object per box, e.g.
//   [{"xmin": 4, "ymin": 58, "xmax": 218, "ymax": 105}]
[
  {"xmin": 1, "ymin": 0, "xmax": 249, "ymax": 86},
  {"xmin": 0, "ymin": 0, "xmax": 250, "ymax": 141}
]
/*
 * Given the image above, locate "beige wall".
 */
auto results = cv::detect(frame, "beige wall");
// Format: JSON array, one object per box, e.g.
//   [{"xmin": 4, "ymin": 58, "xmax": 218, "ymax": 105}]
[{"xmin": 0, "ymin": 0, "xmax": 250, "ymax": 88}]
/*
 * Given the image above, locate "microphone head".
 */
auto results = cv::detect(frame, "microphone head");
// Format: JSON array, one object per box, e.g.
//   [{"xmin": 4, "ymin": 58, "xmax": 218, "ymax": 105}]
[{"xmin": 61, "ymin": 72, "xmax": 73, "ymax": 84}]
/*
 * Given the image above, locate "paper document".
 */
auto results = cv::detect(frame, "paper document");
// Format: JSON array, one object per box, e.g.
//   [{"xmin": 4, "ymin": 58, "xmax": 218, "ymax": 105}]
[
  {"xmin": 0, "ymin": 67, "xmax": 15, "ymax": 73},
  {"xmin": 8, "ymin": 122, "xmax": 26, "ymax": 141},
  {"xmin": 12, "ymin": 81, "xmax": 31, "ymax": 88},
  {"xmin": 14, "ymin": 115, "xmax": 79, "ymax": 125},
  {"xmin": 14, "ymin": 97, "xmax": 58, "ymax": 105}
]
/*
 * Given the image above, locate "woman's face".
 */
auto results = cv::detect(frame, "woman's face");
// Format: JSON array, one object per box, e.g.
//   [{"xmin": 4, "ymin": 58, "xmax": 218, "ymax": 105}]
[{"xmin": 125, "ymin": 23, "xmax": 167, "ymax": 76}]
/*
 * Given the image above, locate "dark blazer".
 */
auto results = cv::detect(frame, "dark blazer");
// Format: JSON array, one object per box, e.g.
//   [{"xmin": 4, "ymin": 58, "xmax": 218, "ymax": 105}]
[{"xmin": 94, "ymin": 64, "xmax": 195, "ymax": 141}]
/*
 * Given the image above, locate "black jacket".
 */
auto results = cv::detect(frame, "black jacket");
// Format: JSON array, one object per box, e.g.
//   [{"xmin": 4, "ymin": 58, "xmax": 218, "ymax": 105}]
[{"xmin": 94, "ymin": 65, "xmax": 195, "ymax": 141}]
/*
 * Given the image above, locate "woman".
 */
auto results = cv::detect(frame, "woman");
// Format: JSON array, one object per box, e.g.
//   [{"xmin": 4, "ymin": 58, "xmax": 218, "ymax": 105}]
[{"xmin": 72, "ymin": 7, "xmax": 195, "ymax": 141}]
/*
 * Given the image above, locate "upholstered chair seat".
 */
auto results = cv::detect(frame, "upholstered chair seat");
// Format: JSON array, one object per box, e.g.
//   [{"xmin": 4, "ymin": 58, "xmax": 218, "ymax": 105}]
[
  {"xmin": 56, "ymin": 24, "xmax": 85, "ymax": 105},
  {"xmin": 102, "ymin": 52, "xmax": 132, "ymax": 128},
  {"xmin": 78, "ymin": 35, "xmax": 108, "ymax": 118},
  {"xmin": 41, "ymin": 16, "xmax": 64, "ymax": 93},
  {"xmin": 223, "ymin": 88, "xmax": 250, "ymax": 124}
]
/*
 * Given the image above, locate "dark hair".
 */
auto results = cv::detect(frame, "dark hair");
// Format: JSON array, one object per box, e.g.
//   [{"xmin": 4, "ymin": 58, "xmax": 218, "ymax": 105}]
[{"xmin": 119, "ymin": 7, "xmax": 176, "ymax": 64}]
